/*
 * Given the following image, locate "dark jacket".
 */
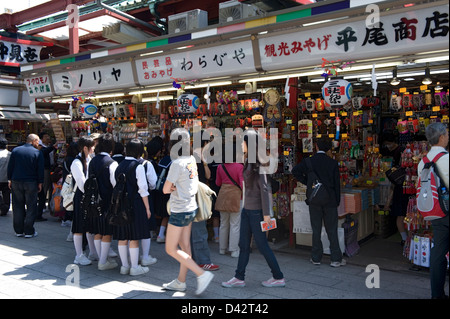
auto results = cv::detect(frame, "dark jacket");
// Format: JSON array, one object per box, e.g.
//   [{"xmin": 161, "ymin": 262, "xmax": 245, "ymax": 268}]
[
  {"xmin": 292, "ymin": 152, "xmax": 341, "ymax": 207},
  {"xmin": 7, "ymin": 143, "xmax": 44, "ymax": 183}
]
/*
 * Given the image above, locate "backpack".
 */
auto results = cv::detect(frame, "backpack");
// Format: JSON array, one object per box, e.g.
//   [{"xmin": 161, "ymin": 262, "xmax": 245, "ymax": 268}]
[
  {"xmin": 80, "ymin": 159, "xmax": 114, "ymax": 220},
  {"xmin": 61, "ymin": 173, "xmax": 76, "ymax": 211},
  {"xmin": 108, "ymin": 162, "xmax": 139, "ymax": 226},
  {"xmin": 50, "ymin": 180, "xmax": 64, "ymax": 217},
  {"xmin": 305, "ymin": 157, "xmax": 331, "ymax": 206},
  {"xmin": 416, "ymin": 151, "xmax": 449, "ymax": 221},
  {"xmin": 155, "ymin": 157, "xmax": 172, "ymax": 192}
]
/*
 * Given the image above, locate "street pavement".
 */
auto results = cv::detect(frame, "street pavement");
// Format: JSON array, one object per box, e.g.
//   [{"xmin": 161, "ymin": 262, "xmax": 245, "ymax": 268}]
[{"xmin": 0, "ymin": 211, "xmax": 445, "ymax": 302}]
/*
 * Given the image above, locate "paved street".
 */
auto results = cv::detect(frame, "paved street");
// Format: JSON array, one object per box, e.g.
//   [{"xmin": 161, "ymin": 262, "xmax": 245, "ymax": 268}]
[{"xmin": 0, "ymin": 212, "xmax": 444, "ymax": 302}]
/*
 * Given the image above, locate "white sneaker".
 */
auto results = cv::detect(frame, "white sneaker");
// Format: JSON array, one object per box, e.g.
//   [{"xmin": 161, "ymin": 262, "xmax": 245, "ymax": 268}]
[
  {"xmin": 98, "ymin": 260, "xmax": 118, "ymax": 271},
  {"xmin": 141, "ymin": 256, "xmax": 157, "ymax": 266},
  {"xmin": 156, "ymin": 236, "xmax": 165, "ymax": 243},
  {"xmin": 24, "ymin": 232, "xmax": 38, "ymax": 238},
  {"xmin": 66, "ymin": 231, "xmax": 73, "ymax": 242},
  {"xmin": 74, "ymin": 254, "xmax": 92, "ymax": 266},
  {"xmin": 88, "ymin": 253, "xmax": 99, "ymax": 261},
  {"xmin": 231, "ymin": 251, "xmax": 240, "ymax": 258},
  {"xmin": 130, "ymin": 265, "xmax": 149, "ymax": 276},
  {"xmin": 330, "ymin": 259, "xmax": 347, "ymax": 267},
  {"xmin": 162, "ymin": 279, "xmax": 187, "ymax": 292},
  {"xmin": 196, "ymin": 271, "xmax": 214, "ymax": 295},
  {"xmin": 219, "ymin": 249, "xmax": 226, "ymax": 255},
  {"xmin": 108, "ymin": 248, "xmax": 118, "ymax": 258},
  {"xmin": 120, "ymin": 266, "xmax": 130, "ymax": 275}
]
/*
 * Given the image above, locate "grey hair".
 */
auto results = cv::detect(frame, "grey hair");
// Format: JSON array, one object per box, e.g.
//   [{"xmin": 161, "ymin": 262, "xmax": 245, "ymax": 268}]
[{"xmin": 425, "ymin": 122, "xmax": 448, "ymax": 145}]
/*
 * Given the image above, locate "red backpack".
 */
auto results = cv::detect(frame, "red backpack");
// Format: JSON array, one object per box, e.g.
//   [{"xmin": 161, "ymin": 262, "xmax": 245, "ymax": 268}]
[{"xmin": 416, "ymin": 152, "xmax": 449, "ymax": 221}]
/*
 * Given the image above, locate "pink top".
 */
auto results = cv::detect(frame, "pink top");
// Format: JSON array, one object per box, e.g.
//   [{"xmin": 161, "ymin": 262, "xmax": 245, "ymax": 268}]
[{"xmin": 216, "ymin": 163, "xmax": 244, "ymax": 190}]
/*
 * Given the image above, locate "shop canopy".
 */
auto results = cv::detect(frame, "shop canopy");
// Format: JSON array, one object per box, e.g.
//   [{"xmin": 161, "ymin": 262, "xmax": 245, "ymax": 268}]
[{"xmin": 0, "ymin": 110, "xmax": 50, "ymax": 121}]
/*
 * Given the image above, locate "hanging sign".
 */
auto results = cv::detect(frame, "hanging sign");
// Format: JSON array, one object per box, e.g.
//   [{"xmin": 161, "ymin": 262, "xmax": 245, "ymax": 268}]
[
  {"xmin": 322, "ymin": 78, "xmax": 353, "ymax": 107},
  {"xmin": 79, "ymin": 103, "xmax": 98, "ymax": 118},
  {"xmin": 24, "ymin": 75, "xmax": 52, "ymax": 98},
  {"xmin": 51, "ymin": 61, "xmax": 135, "ymax": 96},
  {"xmin": 135, "ymin": 40, "xmax": 255, "ymax": 86},
  {"xmin": 0, "ymin": 37, "xmax": 47, "ymax": 66},
  {"xmin": 258, "ymin": 5, "xmax": 449, "ymax": 71},
  {"xmin": 177, "ymin": 94, "xmax": 200, "ymax": 113}
]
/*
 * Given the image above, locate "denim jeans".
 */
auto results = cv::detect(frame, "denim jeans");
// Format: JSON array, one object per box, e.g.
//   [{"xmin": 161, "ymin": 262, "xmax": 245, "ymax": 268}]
[
  {"xmin": 190, "ymin": 220, "xmax": 211, "ymax": 265},
  {"xmin": 11, "ymin": 181, "xmax": 38, "ymax": 236},
  {"xmin": 235, "ymin": 208, "xmax": 284, "ymax": 281},
  {"xmin": 430, "ymin": 215, "xmax": 449, "ymax": 298}
]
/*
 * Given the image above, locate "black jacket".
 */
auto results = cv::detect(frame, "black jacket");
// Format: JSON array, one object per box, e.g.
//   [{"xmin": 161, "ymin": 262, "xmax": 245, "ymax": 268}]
[{"xmin": 292, "ymin": 152, "xmax": 341, "ymax": 207}]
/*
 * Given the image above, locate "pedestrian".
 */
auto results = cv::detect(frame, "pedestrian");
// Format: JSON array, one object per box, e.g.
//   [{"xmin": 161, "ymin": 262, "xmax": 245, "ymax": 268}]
[
  {"xmin": 36, "ymin": 132, "xmax": 57, "ymax": 222},
  {"xmin": 417, "ymin": 122, "xmax": 449, "ymax": 299},
  {"xmin": 192, "ymin": 136, "xmax": 220, "ymax": 271},
  {"xmin": 71, "ymin": 136, "xmax": 97, "ymax": 265},
  {"xmin": 112, "ymin": 142, "xmax": 125, "ymax": 164},
  {"xmin": 113, "ymin": 139, "xmax": 152, "ymax": 276},
  {"xmin": 381, "ymin": 132, "xmax": 409, "ymax": 245},
  {"xmin": 162, "ymin": 128, "xmax": 214, "ymax": 295},
  {"xmin": 87, "ymin": 133, "xmax": 119, "ymax": 271},
  {"xmin": 137, "ymin": 139, "xmax": 158, "ymax": 267},
  {"xmin": 155, "ymin": 145, "xmax": 172, "ymax": 243},
  {"xmin": 61, "ymin": 142, "xmax": 78, "ymax": 232},
  {"xmin": 222, "ymin": 128, "xmax": 285, "ymax": 288},
  {"xmin": 7, "ymin": 134, "xmax": 44, "ymax": 238},
  {"xmin": 292, "ymin": 137, "xmax": 345, "ymax": 267},
  {"xmin": 0, "ymin": 137, "xmax": 11, "ymax": 216},
  {"xmin": 215, "ymin": 143, "xmax": 243, "ymax": 258}
]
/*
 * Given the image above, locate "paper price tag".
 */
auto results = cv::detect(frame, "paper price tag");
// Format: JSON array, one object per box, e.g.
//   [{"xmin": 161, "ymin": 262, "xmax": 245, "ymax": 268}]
[{"xmin": 406, "ymin": 111, "xmax": 413, "ymax": 116}]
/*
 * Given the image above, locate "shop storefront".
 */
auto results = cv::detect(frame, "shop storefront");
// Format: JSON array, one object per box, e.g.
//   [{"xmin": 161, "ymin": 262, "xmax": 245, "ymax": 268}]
[{"xmin": 20, "ymin": 0, "xmax": 449, "ymax": 267}]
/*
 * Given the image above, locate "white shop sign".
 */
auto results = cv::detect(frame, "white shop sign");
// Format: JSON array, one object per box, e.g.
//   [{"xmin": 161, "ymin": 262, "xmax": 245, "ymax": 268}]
[
  {"xmin": 135, "ymin": 40, "xmax": 255, "ymax": 85},
  {"xmin": 52, "ymin": 61, "xmax": 135, "ymax": 95},
  {"xmin": 259, "ymin": 5, "xmax": 449, "ymax": 71}
]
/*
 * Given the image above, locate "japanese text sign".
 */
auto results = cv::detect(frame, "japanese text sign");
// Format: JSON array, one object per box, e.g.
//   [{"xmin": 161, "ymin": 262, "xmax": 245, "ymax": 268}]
[{"xmin": 0, "ymin": 40, "xmax": 43, "ymax": 65}]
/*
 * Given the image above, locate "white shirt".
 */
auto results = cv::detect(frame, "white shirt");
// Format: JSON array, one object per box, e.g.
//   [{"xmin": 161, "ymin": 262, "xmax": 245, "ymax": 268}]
[
  {"xmin": 70, "ymin": 153, "xmax": 91, "ymax": 193},
  {"xmin": 417, "ymin": 146, "xmax": 449, "ymax": 189},
  {"xmin": 120, "ymin": 157, "xmax": 149, "ymax": 198},
  {"xmin": 0, "ymin": 149, "xmax": 11, "ymax": 183},
  {"xmin": 140, "ymin": 158, "xmax": 157, "ymax": 190}
]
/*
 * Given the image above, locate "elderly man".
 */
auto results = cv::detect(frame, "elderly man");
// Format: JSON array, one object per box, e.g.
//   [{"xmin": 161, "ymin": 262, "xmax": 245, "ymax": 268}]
[
  {"xmin": 418, "ymin": 122, "xmax": 449, "ymax": 299},
  {"xmin": 7, "ymin": 134, "xmax": 44, "ymax": 238}
]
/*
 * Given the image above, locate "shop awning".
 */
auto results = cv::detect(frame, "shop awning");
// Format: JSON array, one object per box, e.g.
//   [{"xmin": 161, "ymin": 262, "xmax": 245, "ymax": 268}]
[{"xmin": 0, "ymin": 111, "xmax": 50, "ymax": 121}]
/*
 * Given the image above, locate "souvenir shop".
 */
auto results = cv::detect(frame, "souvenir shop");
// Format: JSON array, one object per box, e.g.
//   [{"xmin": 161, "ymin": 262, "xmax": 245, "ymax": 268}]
[{"xmin": 20, "ymin": 0, "xmax": 448, "ymax": 269}]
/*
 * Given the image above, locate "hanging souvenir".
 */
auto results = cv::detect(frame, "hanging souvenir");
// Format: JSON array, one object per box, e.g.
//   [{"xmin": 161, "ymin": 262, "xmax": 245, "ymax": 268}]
[
  {"xmin": 424, "ymin": 91, "xmax": 433, "ymax": 106},
  {"xmin": 402, "ymin": 93, "xmax": 413, "ymax": 110},
  {"xmin": 397, "ymin": 120, "xmax": 408, "ymax": 134},
  {"xmin": 322, "ymin": 78, "xmax": 353, "ymax": 108},
  {"xmin": 343, "ymin": 100, "xmax": 353, "ymax": 111},
  {"xmin": 244, "ymin": 99, "xmax": 253, "ymax": 112},
  {"xmin": 305, "ymin": 99, "xmax": 315, "ymax": 112},
  {"xmin": 231, "ymin": 102, "xmax": 238, "ymax": 113},
  {"xmin": 407, "ymin": 119, "xmax": 419, "ymax": 134},
  {"xmin": 352, "ymin": 96, "xmax": 363, "ymax": 110},
  {"xmin": 362, "ymin": 97, "xmax": 380, "ymax": 108},
  {"xmin": 251, "ymin": 99, "xmax": 260, "ymax": 112},
  {"xmin": 79, "ymin": 103, "xmax": 98, "ymax": 119},
  {"xmin": 177, "ymin": 94, "xmax": 199, "ymax": 114},
  {"xmin": 316, "ymin": 99, "xmax": 325, "ymax": 112},
  {"xmin": 412, "ymin": 94, "xmax": 423, "ymax": 110},
  {"xmin": 435, "ymin": 91, "xmax": 448, "ymax": 107},
  {"xmin": 251, "ymin": 114, "xmax": 264, "ymax": 128},
  {"xmin": 238, "ymin": 100, "xmax": 245, "ymax": 112},
  {"xmin": 216, "ymin": 91, "xmax": 224, "ymax": 104},
  {"xmin": 390, "ymin": 95, "xmax": 402, "ymax": 112},
  {"xmin": 230, "ymin": 90, "xmax": 238, "ymax": 102},
  {"xmin": 298, "ymin": 99, "xmax": 306, "ymax": 114}
]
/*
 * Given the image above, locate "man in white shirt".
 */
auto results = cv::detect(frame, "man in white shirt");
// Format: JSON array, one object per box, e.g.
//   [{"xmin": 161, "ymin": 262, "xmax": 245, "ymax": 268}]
[{"xmin": 417, "ymin": 122, "xmax": 449, "ymax": 299}]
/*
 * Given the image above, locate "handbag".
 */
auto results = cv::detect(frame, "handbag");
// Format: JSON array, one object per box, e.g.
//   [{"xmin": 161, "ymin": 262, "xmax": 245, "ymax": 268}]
[
  {"xmin": 385, "ymin": 166, "xmax": 406, "ymax": 186},
  {"xmin": 305, "ymin": 157, "xmax": 331, "ymax": 206},
  {"xmin": 214, "ymin": 164, "xmax": 242, "ymax": 213}
]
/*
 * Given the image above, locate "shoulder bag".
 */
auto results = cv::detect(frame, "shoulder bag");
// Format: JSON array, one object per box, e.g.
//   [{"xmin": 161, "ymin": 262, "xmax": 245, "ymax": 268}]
[{"xmin": 214, "ymin": 164, "xmax": 242, "ymax": 213}]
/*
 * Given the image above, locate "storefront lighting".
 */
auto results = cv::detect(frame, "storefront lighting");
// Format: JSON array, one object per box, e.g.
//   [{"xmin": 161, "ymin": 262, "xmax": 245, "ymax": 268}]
[
  {"xmin": 414, "ymin": 55, "xmax": 449, "ymax": 63},
  {"xmin": 142, "ymin": 96, "xmax": 174, "ymax": 102},
  {"xmin": 310, "ymin": 78, "xmax": 325, "ymax": 82},
  {"xmin": 390, "ymin": 67, "xmax": 400, "ymax": 86},
  {"xmin": 435, "ymin": 82, "xmax": 443, "ymax": 91},
  {"xmin": 94, "ymin": 93, "xmax": 126, "ymax": 99},
  {"xmin": 403, "ymin": 78, "xmax": 415, "ymax": 81},
  {"xmin": 129, "ymin": 87, "xmax": 177, "ymax": 95},
  {"xmin": 140, "ymin": 50, "xmax": 164, "ymax": 57},
  {"xmin": 422, "ymin": 63, "xmax": 432, "ymax": 85}
]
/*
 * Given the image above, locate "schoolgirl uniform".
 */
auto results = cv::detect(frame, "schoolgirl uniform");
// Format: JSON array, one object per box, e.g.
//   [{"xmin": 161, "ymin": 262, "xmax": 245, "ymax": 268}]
[
  {"xmin": 87, "ymin": 152, "xmax": 118, "ymax": 236},
  {"xmin": 71, "ymin": 154, "xmax": 89, "ymax": 234},
  {"xmin": 112, "ymin": 157, "xmax": 150, "ymax": 241}
]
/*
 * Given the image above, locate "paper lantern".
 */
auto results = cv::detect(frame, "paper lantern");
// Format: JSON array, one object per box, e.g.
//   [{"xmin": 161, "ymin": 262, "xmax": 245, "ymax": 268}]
[
  {"xmin": 402, "ymin": 94, "xmax": 413, "ymax": 109},
  {"xmin": 177, "ymin": 94, "xmax": 199, "ymax": 113},
  {"xmin": 352, "ymin": 97, "xmax": 363, "ymax": 110},
  {"xmin": 305, "ymin": 99, "xmax": 315, "ymax": 112},
  {"xmin": 322, "ymin": 78, "xmax": 353, "ymax": 108}
]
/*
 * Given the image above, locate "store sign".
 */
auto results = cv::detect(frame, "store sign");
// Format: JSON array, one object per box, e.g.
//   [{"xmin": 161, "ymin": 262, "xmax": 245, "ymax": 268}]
[
  {"xmin": 322, "ymin": 79, "xmax": 353, "ymax": 107},
  {"xmin": 24, "ymin": 75, "xmax": 52, "ymax": 98},
  {"xmin": 0, "ymin": 40, "xmax": 43, "ymax": 65},
  {"xmin": 51, "ymin": 61, "xmax": 135, "ymax": 95},
  {"xmin": 135, "ymin": 40, "xmax": 255, "ymax": 86},
  {"xmin": 258, "ymin": 5, "xmax": 449, "ymax": 71}
]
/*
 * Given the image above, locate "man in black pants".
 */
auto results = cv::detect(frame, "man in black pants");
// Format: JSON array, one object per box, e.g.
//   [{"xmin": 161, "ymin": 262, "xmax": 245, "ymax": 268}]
[{"xmin": 292, "ymin": 138, "xmax": 346, "ymax": 267}]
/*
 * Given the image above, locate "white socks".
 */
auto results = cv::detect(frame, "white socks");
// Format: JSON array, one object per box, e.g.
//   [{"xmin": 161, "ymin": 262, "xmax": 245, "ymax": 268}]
[
  {"xmin": 86, "ymin": 233, "xmax": 96, "ymax": 257},
  {"xmin": 141, "ymin": 238, "xmax": 151, "ymax": 260},
  {"xmin": 73, "ymin": 234, "xmax": 83, "ymax": 257},
  {"xmin": 158, "ymin": 226, "xmax": 166, "ymax": 238},
  {"xmin": 99, "ymin": 241, "xmax": 111, "ymax": 265},
  {"xmin": 129, "ymin": 247, "xmax": 139, "ymax": 269},
  {"xmin": 118, "ymin": 245, "xmax": 129, "ymax": 268}
]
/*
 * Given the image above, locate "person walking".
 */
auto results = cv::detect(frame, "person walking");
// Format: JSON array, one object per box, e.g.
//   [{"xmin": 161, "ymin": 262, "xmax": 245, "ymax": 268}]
[
  {"xmin": 222, "ymin": 129, "xmax": 285, "ymax": 288},
  {"xmin": 215, "ymin": 144, "xmax": 243, "ymax": 258},
  {"xmin": 71, "ymin": 136, "xmax": 97, "ymax": 265},
  {"xmin": 61, "ymin": 142, "xmax": 78, "ymax": 233},
  {"xmin": 417, "ymin": 122, "xmax": 449, "ymax": 299},
  {"xmin": 36, "ymin": 132, "xmax": 56, "ymax": 222},
  {"xmin": 87, "ymin": 133, "xmax": 119, "ymax": 271},
  {"xmin": 162, "ymin": 128, "xmax": 214, "ymax": 295},
  {"xmin": 292, "ymin": 137, "xmax": 345, "ymax": 267},
  {"xmin": 113, "ymin": 139, "xmax": 152, "ymax": 276},
  {"xmin": 7, "ymin": 134, "xmax": 44, "ymax": 238},
  {"xmin": 0, "ymin": 137, "xmax": 11, "ymax": 216}
]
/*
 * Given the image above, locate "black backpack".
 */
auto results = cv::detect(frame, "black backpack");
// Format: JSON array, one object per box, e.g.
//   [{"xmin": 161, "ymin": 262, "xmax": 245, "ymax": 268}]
[
  {"xmin": 80, "ymin": 160, "xmax": 114, "ymax": 220},
  {"xmin": 108, "ymin": 162, "xmax": 139, "ymax": 226},
  {"xmin": 155, "ymin": 157, "xmax": 172, "ymax": 192},
  {"xmin": 305, "ymin": 157, "xmax": 331, "ymax": 206}
]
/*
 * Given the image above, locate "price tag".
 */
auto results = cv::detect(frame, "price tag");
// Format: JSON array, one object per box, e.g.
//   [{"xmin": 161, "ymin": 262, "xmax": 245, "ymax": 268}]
[
  {"xmin": 330, "ymin": 113, "xmax": 335, "ymax": 117},
  {"xmin": 368, "ymin": 119, "xmax": 373, "ymax": 124},
  {"xmin": 433, "ymin": 106, "xmax": 441, "ymax": 112},
  {"xmin": 291, "ymin": 125, "xmax": 296, "ymax": 131},
  {"xmin": 284, "ymin": 150, "xmax": 290, "ymax": 155},
  {"xmin": 317, "ymin": 134, "xmax": 322, "ymax": 138},
  {"xmin": 366, "ymin": 180, "xmax": 373, "ymax": 185},
  {"xmin": 420, "ymin": 85, "xmax": 428, "ymax": 91},
  {"xmin": 406, "ymin": 111, "xmax": 413, "ymax": 116},
  {"xmin": 305, "ymin": 93, "xmax": 311, "ymax": 97},
  {"xmin": 329, "ymin": 134, "xmax": 335, "ymax": 138},
  {"xmin": 399, "ymin": 87, "xmax": 407, "ymax": 93},
  {"xmin": 341, "ymin": 112, "xmax": 348, "ymax": 117},
  {"xmin": 353, "ymin": 111, "xmax": 359, "ymax": 116},
  {"xmin": 312, "ymin": 113, "xmax": 318, "ymax": 118},
  {"xmin": 342, "ymin": 133, "xmax": 348, "ymax": 138}
]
